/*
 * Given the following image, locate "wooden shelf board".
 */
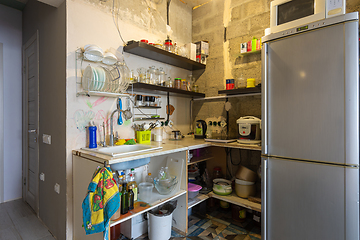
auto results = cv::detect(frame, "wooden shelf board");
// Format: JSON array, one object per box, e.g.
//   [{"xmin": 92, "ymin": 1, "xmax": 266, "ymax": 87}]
[
  {"xmin": 187, "ymin": 156, "xmax": 214, "ymax": 165},
  {"xmin": 208, "ymin": 191, "xmax": 261, "ymax": 212},
  {"xmin": 123, "ymin": 41, "xmax": 206, "ymax": 71},
  {"xmin": 210, "ymin": 142, "xmax": 261, "ymax": 151},
  {"xmin": 128, "ymin": 83, "xmax": 205, "ymax": 98},
  {"xmin": 218, "ymin": 87, "xmax": 261, "ymax": 96},
  {"xmin": 188, "ymin": 194, "xmax": 209, "ymax": 209},
  {"xmin": 110, "ymin": 190, "xmax": 186, "ymax": 226}
]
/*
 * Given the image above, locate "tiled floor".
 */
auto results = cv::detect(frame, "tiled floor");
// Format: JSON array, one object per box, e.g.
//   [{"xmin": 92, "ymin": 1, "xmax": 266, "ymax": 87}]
[
  {"xmin": 0, "ymin": 199, "xmax": 55, "ymax": 240},
  {"xmin": 120, "ymin": 205, "xmax": 261, "ymax": 240}
]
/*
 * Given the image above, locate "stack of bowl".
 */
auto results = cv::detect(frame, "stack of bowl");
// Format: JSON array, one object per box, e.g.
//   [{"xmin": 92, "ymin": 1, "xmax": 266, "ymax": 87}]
[{"xmin": 235, "ymin": 165, "xmax": 257, "ymax": 198}]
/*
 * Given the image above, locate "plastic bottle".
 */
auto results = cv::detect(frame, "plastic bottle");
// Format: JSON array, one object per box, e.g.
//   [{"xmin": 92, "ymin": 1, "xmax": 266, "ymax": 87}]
[
  {"xmin": 145, "ymin": 173, "xmax": 153, "ymax": 183},
  {"xmin": 88, "ymin": 126, "xmax": 97, "ymax": 148},
  {"xmin": 120, "ymin": 182, "xmax": 128, "ymax": 214},
  {"xmin": 128, "ymin": 185, "xmax": 134, "ymax": 210}
]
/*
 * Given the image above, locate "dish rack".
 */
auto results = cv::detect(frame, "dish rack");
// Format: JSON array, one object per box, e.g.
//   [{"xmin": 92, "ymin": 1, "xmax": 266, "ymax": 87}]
[{"xmin": 75, "ymin": 48, "xmax": 130, "ymax": 97}]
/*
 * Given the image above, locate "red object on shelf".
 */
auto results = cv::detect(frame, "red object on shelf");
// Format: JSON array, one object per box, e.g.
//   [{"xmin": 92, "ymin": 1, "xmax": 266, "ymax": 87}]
[{"xmin": 140, "ymin": 39, "xmax": 149, "ymax": 43}]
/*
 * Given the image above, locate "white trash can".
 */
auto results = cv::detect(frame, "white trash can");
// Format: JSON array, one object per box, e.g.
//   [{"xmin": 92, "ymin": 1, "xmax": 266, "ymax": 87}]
[{"xmin": 147, "ymin": 212, "xmax": 173, "ymax": 240}]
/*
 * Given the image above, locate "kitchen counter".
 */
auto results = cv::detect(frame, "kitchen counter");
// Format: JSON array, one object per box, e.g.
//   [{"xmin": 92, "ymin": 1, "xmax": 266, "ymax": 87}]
[{"xmin": 72, "ymin": 137, "xmax": 261, "ymax": 166}]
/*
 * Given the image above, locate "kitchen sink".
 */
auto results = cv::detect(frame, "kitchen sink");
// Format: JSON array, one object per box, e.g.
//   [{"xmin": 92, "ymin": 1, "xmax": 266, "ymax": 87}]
[{"xmin": 82, "ymin": 144, "xmax": 163, "ymax": 157}]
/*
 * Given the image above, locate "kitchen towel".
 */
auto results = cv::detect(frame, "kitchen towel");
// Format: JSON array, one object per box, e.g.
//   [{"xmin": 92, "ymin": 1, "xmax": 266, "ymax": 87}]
[{"xmin": 82, "ymin": 166, "xmax": 120, "ymax": 240}]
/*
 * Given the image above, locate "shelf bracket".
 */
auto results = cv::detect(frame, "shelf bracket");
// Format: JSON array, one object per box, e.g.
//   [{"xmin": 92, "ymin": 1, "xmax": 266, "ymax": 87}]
[{"xmin": 167, "ymin": 92, "xmax": 170, "ymax": 122}]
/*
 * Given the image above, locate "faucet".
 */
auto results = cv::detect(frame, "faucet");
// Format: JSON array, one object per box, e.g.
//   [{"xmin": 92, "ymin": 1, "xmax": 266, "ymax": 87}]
[{"xmin": 109, "ymin": 108, "xmax": 127, "ymax": 146}]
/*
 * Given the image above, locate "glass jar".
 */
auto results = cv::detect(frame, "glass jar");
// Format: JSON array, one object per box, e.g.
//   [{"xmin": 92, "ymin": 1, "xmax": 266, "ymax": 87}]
[
  {"xmin": 164, "ymin": 39, "xmax": 173, "ymax": 52},
  {"xmin": 174, "ymin": 78, "xmax": 181, "ymax": 89},
  {"xmin": 148, "ymin": 66, "xmax": 157, "ymax": 85},
  {"xmin": 192, "ymin": 85, "xmax": 199, "ymax": 92},
  {"xmin": 135, "ymin": 95, "xmax": 144, "ymax": 107},
  {"xmin": 137, "ymin": 67, "xmax": 146, "ymax": 83},
  {"xmin": 181, "ymin": 79, "xmax": 187, "ymax": 90},
  {"xmin": 158, "ymin": 67, "xmax": 165, "ymax": 86},
  {"xmin": 213, "ymin": 167, "xmax": 223, "ymax": 180},
  {"xmin": 166, "ymin": 77, "xmax": 174, "ymax": 88}
]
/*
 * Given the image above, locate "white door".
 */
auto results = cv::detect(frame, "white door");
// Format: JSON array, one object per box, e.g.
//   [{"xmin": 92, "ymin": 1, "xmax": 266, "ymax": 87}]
[{"xmin": 22, "ymin": 32, "xmax": 39, "ymax": 213}]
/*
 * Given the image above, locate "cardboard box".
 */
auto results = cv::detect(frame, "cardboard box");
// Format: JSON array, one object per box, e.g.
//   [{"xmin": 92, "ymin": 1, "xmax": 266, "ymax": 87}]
[
  {"xmin": 195, "ymin": 41, "xmax": 209, "ymax": 56},
  {"xmin": 185, "ymin": 43, "xmax": 196, "ymax": 61}
]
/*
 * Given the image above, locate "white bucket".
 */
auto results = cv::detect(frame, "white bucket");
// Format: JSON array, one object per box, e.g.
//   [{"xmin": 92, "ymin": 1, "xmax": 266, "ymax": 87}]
[{"xmin": 147, "ymin": 212, "xmax": 173, "ymax": 240}]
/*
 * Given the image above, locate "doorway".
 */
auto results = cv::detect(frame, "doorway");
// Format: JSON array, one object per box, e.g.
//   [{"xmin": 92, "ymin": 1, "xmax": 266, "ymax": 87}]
[{"xmin": 22, "ymin": 32, "xmax": 39, "ymax": 214}]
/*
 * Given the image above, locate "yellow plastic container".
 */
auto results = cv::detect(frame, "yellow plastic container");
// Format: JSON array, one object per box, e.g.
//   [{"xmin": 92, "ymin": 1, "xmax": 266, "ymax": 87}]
[
  {"xmin": 136, "ymin": 131, "xmax": 151, "ymax": 143},
  {"xmin": 246, "ymin": 78, "xmax": 256, "ymax": 88}
]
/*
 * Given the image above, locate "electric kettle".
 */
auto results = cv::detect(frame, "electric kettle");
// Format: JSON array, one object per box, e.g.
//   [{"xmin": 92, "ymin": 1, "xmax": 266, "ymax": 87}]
[{"xmin": 195, "ymin": 120, "xmax": 207, "ymax": 139}]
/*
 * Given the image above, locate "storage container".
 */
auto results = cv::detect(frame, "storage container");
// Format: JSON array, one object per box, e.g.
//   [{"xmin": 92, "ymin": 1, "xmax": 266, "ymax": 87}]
[
  {"xmin": 136, "ymin": 131, "xmax": 151, "ymax": 143},
  {"xmin": 235, "ymin": 179, "xmax": 256, "ymax": 199},
  {"xmin": 188, "ymin": 183, "xmax": 202, "ymax": 199}
]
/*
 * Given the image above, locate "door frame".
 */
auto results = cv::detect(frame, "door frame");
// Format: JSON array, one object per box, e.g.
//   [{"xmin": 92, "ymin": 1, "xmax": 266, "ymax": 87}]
[
  {"xmin": 0, "ymin": 43, "xmax": 4, "ymax": 203},
  {"xmin": 22, "ymin": 32, "xmax": 39, "ymax": 214}
]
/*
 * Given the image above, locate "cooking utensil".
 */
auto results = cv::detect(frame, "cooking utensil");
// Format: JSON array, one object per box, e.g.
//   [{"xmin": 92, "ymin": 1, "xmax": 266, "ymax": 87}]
[
  {"xmin": 236, "ymin": 116, "xmax": 261, "ymax": 144},
  {"xmin": 117, "ymin": 98, "xmax": 123, "ymax": 125}
]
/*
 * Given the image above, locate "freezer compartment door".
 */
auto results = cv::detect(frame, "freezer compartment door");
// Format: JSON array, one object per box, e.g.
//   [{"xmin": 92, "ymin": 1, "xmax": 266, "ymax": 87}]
[
  {"xmin": 263, "ymin": 20, "xmax": 359, "ymax": 165},
  {"xmin": 262, "ymin": 157, "xmax": 359, "ymax": 240}
]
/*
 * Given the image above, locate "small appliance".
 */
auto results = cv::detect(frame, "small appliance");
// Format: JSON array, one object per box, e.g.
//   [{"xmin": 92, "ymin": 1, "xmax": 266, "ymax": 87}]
[
  {"xmin": 236, "ymin": 116, "xmax": 261, "ymax": 144},
  {"xmin": 194, "ymin": 120, "xmax": 207, "ymax": 139},
  {"xmin": 270, "ymin": 0, "xmax": 345, "ymax": 34}
]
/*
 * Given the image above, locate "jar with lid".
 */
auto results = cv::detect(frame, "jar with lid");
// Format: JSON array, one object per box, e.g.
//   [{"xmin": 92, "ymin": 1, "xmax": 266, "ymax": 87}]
[
  {"xmin": 181, "ymin": 79, "xmax": 187, "ymax": 90},
  {"xmin": 148, "ymin": 66, "xmax": 157, "ymax": 84},
  {"xmin": 137, "ymin": 67, "xmax": 146, "ymax": 83},
  {"xmin": 135, "ymin": 95, "xmax": 144, "ymax": 107},
  {"xmin": 164, "ymin": 39, "xmax": 173, "ymax": 52},
  {"xmin": 192, "ymin": 85, "xmax": 199, "ymax": 93},
  {"xmin": 158, "ymin": 67, "xmax": 166, "ymax": 86},
  {"xmin": 186, "ymin": 74, "xmax": 193, "ymax": 90},
  {"xmin": 165, "ymin": 76, "xmax": 173, "ymax": 88},
  {"xmin": 174, "ymin": 78, "xmax": 181, "ymax": 89},
  {"xmin": 213, "ymin": 167, "xmax": 223, "ymax": 180},
  {"xmin": 144, "ymin": 96, "xmax": 151, "ymax": 106}
]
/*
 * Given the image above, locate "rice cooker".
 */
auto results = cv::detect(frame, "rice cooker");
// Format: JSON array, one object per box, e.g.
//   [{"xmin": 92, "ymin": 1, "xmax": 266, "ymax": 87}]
[{"xmin": 236, "ymin": 116, "xmax": 261, "ymax": 144}]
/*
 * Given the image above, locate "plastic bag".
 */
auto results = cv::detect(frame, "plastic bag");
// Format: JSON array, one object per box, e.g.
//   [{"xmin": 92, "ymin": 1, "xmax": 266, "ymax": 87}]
[{"xmin": 149, "ymin": 200, "xmax": 177, "ymax": 216}]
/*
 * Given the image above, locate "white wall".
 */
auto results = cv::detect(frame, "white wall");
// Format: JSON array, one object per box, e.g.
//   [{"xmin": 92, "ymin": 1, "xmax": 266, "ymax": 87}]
[
  {"xmin": 0, "ymin": 4, "xmax": 22, "ymax": 202},
  {"xmin": 66, "ymin": 0, "xmax": 193, "ymax": 238}
]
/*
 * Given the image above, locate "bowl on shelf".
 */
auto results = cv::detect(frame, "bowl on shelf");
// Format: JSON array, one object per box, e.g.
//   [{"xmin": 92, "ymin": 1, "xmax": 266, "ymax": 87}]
[
  {"xmin": 213, "ymin": 178, "xmax": 232, "ymax": 196},
  {"xmin": 154, "ymin": 175, "xmax": 178, "ymax": 195}
]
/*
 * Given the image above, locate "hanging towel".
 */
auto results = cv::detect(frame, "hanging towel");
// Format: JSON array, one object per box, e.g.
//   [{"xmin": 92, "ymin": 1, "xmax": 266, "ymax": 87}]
[{"xmin": 82, "ymin": 166, "xmax": 120, "ymax": 240}]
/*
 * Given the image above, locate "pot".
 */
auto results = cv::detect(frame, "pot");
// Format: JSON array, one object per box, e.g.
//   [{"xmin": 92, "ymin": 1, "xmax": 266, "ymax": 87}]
[
  {"xmin": 235, "ymin": 165, "xmax": 257, "ymax": 182},
  {"xmin": 235, "ymin": 179, "xmax": 256, "ymax": 199},
  {"xmin": 213, "ymin": 178, "xmax": 232, "ymax": 196}
]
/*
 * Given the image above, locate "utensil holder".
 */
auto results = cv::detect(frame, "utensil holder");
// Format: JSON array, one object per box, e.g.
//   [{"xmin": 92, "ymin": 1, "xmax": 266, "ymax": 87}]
[{"xmin": 136, "ymin": 131, "xmax": 151, "ymax": 144}]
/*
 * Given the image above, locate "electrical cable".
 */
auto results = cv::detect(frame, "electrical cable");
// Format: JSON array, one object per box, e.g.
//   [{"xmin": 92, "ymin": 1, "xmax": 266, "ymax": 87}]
[
  {"xmin": 112, "ymin": 0, "xmax": 126, "ymax": 46},
  {"xmin": 230, "ymin": 148, "xmax": 241, "ymax": 166}
]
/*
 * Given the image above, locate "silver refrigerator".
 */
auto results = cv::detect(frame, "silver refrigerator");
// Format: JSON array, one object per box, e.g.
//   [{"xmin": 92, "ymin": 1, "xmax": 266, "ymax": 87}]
[{"xmin": 261, "ymin": 12, "xmax": 359, "ymax": 240}]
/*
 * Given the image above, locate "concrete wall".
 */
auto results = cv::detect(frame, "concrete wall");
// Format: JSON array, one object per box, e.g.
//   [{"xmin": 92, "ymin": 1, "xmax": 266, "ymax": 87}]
[
  {"xmin": 192, "ymin": 0, "xmax": 360, "ymax": 138},
  {"xmin": 0, "ymin": 4, "xmax": 23, "ymax": 202},
  {"xmin": 22, "ymin": 1, "xmax": 66, "ymax": 239},
  {"xmin": 66, "ymin": 0, "xmax": 193, "ymax": 239}
]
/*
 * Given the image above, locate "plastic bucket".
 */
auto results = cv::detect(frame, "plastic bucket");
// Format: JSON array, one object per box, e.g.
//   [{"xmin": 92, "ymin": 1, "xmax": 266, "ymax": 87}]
[{"xmin": 147, "ymin": 212, "xmax": 173, "ymax": 240}]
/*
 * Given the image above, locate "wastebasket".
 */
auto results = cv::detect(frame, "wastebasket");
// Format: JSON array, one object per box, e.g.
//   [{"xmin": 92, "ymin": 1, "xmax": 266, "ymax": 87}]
[{"xmin": 147, "ymin": 200, "xmax": 177, "ymax": 240}]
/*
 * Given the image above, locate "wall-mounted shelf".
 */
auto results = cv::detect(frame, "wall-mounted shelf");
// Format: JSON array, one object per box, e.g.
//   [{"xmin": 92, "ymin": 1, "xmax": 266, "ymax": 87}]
[
  {"xmin": 128, "ymin": 83, "xmax": 205, "ymax": 98},
  {"xmin": 134, "ymin": 117, "xmax": 165, "ymax": 121},
  {"xmin": 123, "ymin": 41, "xmax": 206, "ymax": 71},
  {"xmin": 134, "ymin": 106, "xmax": 161, "ymax": 109},
  {"xmin": 218, "ymin": 86, "xmax": 261, "ymax": 96},
  {"xmin": 235, "ymin": 50, "xmax": 261, "ymax": 58}
]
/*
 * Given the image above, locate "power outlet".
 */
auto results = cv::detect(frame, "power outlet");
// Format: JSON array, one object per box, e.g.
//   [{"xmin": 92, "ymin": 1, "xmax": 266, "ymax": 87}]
[
  {"xmin": 43, "ymin": 134, "xmax": 51, "ymax": 144},
  {"xmin": 54, "ymin": 183, "xmax": 60, "ymax": 194},
  {"xmin": 39, "ymin": 173, "xmax": 45, "ymax": 181}
]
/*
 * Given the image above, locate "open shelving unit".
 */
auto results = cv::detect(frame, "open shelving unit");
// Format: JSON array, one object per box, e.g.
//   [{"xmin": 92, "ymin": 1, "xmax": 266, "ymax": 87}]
[
  {"xmin": 218, "ymin": 86, "xmax": 261, "ymax": 96},
  {"xmin": 208, "ymin": 192, "xmax": 261, "ymax": 212}
]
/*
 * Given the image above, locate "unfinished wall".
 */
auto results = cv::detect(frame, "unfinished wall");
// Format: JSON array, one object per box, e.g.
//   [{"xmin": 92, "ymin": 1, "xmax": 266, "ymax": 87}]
[
  {"xmin": 23, "ymin": 0, "xmax": 67, "ymax": 239},
  {"xmin": 192, "ymin": 0, "xmax": 360, "ymax": 138}
]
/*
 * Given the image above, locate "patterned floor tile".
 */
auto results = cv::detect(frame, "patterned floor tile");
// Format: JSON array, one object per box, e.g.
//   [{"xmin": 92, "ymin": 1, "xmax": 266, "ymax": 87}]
[
  {"xmin": 225, "ymin": 226, "xmax": 248, "ymax": 235},
  {"xmin": 199, "ymin": 220, "xmax": 213, "ymax": 230},
  {"xmin": 188, "ymin": 225, "xmax": 199, "ymax": 234},
  {"xmin": 249, "ymin": 235, "xmax": 261, "ymax": 240},
  {"xmin": 195, "ymin": 219, "xmax": 210, "ymax": 227},
  {"xmin": 188, "ymin": 227, "xmax": 205, "ymax": 237}
]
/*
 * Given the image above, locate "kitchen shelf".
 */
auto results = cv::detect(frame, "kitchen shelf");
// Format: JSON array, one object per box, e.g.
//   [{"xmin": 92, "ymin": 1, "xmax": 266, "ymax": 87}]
[
  {"xmin": 134, "ymin": 117, "xmax": 165, "ymax": 121},
  {"xmin": 123, "ymin": 41, "xmax": 206, "ymax": 71},
  {"xmin": 187, "ymin": 156, "xmax": 214, "ymax": 165},
  {"xmin": 110, "ymin": 190, "xmax": 186, "ymax": 226},
  {"xmin": 188, "ymin": 194, "xmax": 209, "ymax": 209},
  {"xmin": 218, "ymin": 86, "xmax": 261, "ymax": 96},
  {"xmin": 128, "ymin": 82, "xmax": 205, "ymax": 98},
  {"xmin": 210, "ymin": 142, "xmax": 261, "ymax": 151},
  {"xmin": 208, "ymin": 192, "xmax": 261, "ymax": 212},
  {"xmin": 235, "ymin": 49, "xmax": 261, "ymax": 58},
  {"xmin": 76, "ymin": 91, "xmax": 129, "ymax": 98},
  {"xmin": 134, "ymin": 106, "xmax": 161, "ymax": 109}
]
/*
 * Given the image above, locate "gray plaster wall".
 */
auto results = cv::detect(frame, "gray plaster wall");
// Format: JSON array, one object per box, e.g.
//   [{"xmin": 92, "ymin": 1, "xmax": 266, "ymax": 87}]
[
  {"xmin": 192, "ymin": 0, "xmax": 360, "ymax": 139},
  {"xmin": 22, "ymin": 1, "xmax": 66, "ymax": 239}
]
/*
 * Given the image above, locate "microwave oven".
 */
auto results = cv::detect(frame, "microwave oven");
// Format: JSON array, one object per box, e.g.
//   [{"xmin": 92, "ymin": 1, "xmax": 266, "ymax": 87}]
[{"xmin": 270, "ymin": 0, "xmax": 346, "ymax": 34}]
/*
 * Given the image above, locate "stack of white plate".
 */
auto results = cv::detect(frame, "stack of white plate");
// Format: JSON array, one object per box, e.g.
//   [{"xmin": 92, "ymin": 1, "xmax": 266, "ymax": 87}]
[
  {"xmin": 83, "ymin": 44, "xmax": 104, "ymax": 62},
  {"xmin": 82, "ymin": 66, "xmax": 106, "ymax": 92}
]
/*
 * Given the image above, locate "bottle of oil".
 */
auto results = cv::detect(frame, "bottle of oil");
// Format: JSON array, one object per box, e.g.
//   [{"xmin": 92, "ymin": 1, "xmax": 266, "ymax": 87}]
[
  {"xmin": 128, "ymin": 185, "xmax": 134, "ymax": 210},
  {"xmin": 120, "ymin": 182, "xmax": 128, "ymax": 214},
  {"xmin": 127, "ymin": 169, "xmax": 138, "ymax": 201}
]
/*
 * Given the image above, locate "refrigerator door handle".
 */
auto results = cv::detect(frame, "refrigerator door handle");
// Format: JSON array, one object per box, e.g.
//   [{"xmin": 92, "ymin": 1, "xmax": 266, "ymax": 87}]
[
  {"xmin": 261, "ymin": 43, "xmax": 268, "ymax": 154},
  {"xmin": 262, "ymin": 158, "xmax": 268, "ymax": 240}
]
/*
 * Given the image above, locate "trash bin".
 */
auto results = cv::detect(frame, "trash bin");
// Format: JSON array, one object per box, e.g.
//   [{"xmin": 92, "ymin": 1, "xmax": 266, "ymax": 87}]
[{"xmin": 147, "ymin": 200, "xmax": 177, "ymax": 240}]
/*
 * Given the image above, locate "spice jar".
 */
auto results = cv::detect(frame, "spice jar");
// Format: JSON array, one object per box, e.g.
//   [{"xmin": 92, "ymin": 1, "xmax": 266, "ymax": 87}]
[
  {"xmin": 181, "ymin": 79, "xmax": 187, "ymax": 90},
  {"xmin": 213, "ymin": 167, "xmax": 223, "ymax": 180},
  {"xmin": 192, "ymin": 85, "xmax": 199, "ymax": 93},
  {"xmin": 164, "ymin": 39, "xmax": 173, "ymax": 52},
  {"xmin": 174, "ymin": 78, "xmax": 181, "ymax": 89}
]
